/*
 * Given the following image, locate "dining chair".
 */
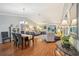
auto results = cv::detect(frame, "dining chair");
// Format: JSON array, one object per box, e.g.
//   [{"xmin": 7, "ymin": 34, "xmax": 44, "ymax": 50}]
[
  {"xmin": 16, "ymin": 33, "xmax": 23, "ymax": 49},
  {"xmin": 12, "ymin": 33, "xmax": 18, "ymax": 47},
  {"xmin": 25, "ymin": 36, "xmax": 29, "ymax": 47},
  {"xmin": 29, "ymin": 35, "xmax": 34, "ymax": 46},
  {"xmin": 1, "ymin": 31, "xmax": 11, "ymax": 44},
  {"xmin": 21, "ymin": 31, "xmax": 24, "ymax": 34},
  {"xmin": 16, "ymin": 33, "xmax": 30, "ymax": 49}
]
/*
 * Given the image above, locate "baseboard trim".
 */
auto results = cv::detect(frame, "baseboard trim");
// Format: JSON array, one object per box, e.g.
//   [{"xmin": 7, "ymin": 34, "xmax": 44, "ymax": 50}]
[
  {"xmin": 0, "ymin": 40, "xmax": 13, "ymax": 44},
  {"xmin": 0, "ymin": 41, "xmax": 2, "ymax": 44}
]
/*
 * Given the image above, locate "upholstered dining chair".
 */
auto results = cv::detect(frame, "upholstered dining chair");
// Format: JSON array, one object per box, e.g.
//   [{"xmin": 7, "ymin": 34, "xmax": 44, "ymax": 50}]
[
  {"xmin": 1, "ymin": 31, "xmax": 11, "ymax": 44},
  {"xmin": 12, "ymin": 33, "xmax": 18, "ymax": 47},
  {"xmin": 16, "ymin": 33, "xmax": 23, "ymax": 49},
  {"xmin": 21, "ymin": 31, "xmax": 24, "ymax": 34},
  {"xmin": 16, "ymin": 33, "xmax": 29, "ymax": 49}
]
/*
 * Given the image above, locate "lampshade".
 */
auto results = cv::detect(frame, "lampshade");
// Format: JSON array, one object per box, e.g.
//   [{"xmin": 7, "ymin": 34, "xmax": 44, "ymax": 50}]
[
  {"xmin": 71, "ymin": 19, "xmax": 77, "ymax": 25},
  {"xmin": 25, "ymin": 21, "xmax": 28, "ymax": 25},
  {"xmin": 26, "ymin": 28, "xmax": 29, "ymax": 31},
  {"xmin": 61, "ymin": 20, "xmax": 68, "ymax": 26},
  {"xmin": 37, "ymin": 26, "xmax": 42, "ymax": 30},
  {"xmin": 57, "ymin": 29, "xmax": 61, "ymax": 32},
  {"xmin": 29, "ymin": 25, "xmax": 33, "ymax": 29},
  {"xmin": 19, "ymin": 21, "xmax": 24, "ymax": 24}
]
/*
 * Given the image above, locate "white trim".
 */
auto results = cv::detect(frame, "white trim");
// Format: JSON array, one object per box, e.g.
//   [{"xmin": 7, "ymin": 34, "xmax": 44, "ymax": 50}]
[
  {"xmin": 0, "ymin": 41, "xmax": 2, "ymax": 43},
  {"xmin": 0, "ymin": 13, "xmax": 26, "ymax": 18}
]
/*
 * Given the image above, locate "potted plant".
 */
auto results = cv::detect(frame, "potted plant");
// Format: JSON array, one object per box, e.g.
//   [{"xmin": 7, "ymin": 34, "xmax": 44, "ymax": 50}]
[{"xmin": 61, "ymin": 36, "xmax": 70, "ymax": 49}]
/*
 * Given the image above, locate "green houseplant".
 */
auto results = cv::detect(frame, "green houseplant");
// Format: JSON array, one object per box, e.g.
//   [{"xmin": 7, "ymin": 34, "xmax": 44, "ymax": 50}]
[{"xmin": 61, "ymin": 36, "xmax": 70, "ymax": 48}]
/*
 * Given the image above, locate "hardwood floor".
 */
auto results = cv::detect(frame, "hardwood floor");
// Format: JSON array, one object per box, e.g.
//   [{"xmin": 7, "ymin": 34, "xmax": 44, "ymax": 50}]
[{"xmin": 0, "ymin": 38, "xmax": 64, "ymax": 56}]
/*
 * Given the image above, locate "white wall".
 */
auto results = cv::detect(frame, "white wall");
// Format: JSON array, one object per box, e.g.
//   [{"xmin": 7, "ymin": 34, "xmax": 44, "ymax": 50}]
[{"xmin": 0, "ymin": 15, "xmax": 36, "ymax": 43}]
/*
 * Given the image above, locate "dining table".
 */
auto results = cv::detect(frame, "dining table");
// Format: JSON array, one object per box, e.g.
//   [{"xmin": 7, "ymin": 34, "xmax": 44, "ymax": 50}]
[
  {"xmin": 21, "ymin": 34, "xmax": 34, "ymax": 49},
  {"xmin": 21, "ymin": 34, "xmax": 33, "ymax": 40}
]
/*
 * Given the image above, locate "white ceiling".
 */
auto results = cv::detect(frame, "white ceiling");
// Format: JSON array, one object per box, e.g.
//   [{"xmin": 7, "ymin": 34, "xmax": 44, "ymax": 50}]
[{"xmin": 0, "ymin": 3, "xmax": 65, "ymax": 25}]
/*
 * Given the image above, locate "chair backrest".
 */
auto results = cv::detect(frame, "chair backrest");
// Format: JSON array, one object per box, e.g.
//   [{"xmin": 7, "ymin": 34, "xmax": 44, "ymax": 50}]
[
  {"xmin": 41, "ymin": 31, "xmax": 46, "ymax": 35},
  {"xmin": 21, "ymin": 31, "xmax": 24, "ymax": 34},
  {"xmin": 16, "ymin": 33, "xmax": 22, "ymax": 39},
  {"xmin": 16, "ymin": 33, "xmax": 22, "ymax": 44},
  {"xmin": 1, "ymin": 32, "xmax": 8, "ymax": 39}
]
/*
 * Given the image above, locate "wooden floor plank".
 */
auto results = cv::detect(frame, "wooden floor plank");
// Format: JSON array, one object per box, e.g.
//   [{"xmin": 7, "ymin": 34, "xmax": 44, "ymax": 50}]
[{"xmin": 0, "ymin": 39, "xmax": 64, "ymax": 56}]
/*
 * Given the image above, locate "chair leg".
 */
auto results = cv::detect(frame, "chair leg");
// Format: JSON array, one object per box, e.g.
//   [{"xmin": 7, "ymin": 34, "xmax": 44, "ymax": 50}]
[
  {"xmin": 15, "ymin": 42, "xmax": 17, "ymax": 47},
  {"xmin": 32, "ymin": 39, "xmax": 34, "ymax": 45},
  {"xmin": 17, "ymin": 44, "xmax": 19, "ymax": 48},
  {"xmin": 13, "ymin": 41, "xmax": 15, "ymax": 44},
  {"xmin": 21, "ymin": 39, "xmax": 23, "ymax": 49},
  {"xmin": 2, "ymin": 39, "xmax": 4, "ymax": 44},
  {"xmin": 25, "ymin": 40, "xmax": 29, "ymax": 47},
  {"xmin": 28, "ymin": 40, "xmax": 30, "ymax": 46},
  {"xmin": 14, "ymin": 41, "xmax": 17, "ymax": 47},
  {"xmin": 25, "ymin": 40, "xmax": 26, "ymax": 47},
  {"xmin": 10, "ymin": 39, "xmax": 11, "ymax": 42}
]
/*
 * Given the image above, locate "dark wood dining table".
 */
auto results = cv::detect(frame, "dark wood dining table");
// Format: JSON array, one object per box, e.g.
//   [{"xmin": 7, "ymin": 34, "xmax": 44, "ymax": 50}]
[
  {"xmin": 21, "ymin": 32, "xmax": 42, "ymax": 49},
  {"xmin": 21, "ymin": 34, "xmax": 34, "ymax": 49},
  {"xmin": 21, "ymin": 34, "xmax": 32, "ymax": 40}
]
